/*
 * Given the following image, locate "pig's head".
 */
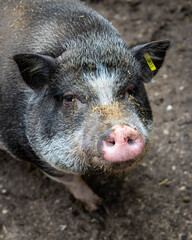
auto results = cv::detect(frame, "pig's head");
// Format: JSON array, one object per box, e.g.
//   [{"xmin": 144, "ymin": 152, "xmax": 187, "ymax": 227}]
[{"xmin": 13, "ymin": 39, "xmax": 170, "ymax": 176}]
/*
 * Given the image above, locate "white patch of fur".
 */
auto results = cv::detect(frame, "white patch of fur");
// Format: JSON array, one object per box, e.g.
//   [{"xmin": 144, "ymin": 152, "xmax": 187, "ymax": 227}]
[
  {"xmin": 83, "ymin": 65, "xmax": 152, "ymax": 141},
  {"xmin": 25, "ymin": 125, "xmax": 88, "ymax": 173},
  {"xmin": 84, "ymin": 66, "xmax": 118, "ymax": 105}
]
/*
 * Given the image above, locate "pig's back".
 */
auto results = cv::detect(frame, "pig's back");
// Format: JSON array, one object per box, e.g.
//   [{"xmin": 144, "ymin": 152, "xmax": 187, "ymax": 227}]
[{"xmin": 0, "ymin": 0, "xmax": 115, "ymax": 60}]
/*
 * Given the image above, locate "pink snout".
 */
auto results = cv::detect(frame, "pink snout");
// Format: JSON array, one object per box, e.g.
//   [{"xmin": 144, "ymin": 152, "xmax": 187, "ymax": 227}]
[{"xmin": 98, "ymin": 125, "xmax": 145, "ymax": 163}]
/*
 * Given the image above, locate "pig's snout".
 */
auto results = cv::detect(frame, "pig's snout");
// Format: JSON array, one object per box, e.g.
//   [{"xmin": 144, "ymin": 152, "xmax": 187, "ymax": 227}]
[{"xmin": 98, "ymin": 125, "xmax": 144, "ymax": 163}]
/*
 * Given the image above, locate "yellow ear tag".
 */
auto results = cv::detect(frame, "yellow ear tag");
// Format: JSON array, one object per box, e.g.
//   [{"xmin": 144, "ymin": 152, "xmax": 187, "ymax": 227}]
[{"xmin": 144, "ymin": 53, "xmax": 156, "ymax": 71}]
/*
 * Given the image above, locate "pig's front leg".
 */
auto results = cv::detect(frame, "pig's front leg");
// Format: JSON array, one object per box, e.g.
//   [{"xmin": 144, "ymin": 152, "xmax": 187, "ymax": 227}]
[{"xmin": 47, "ymin": 173, "xmax": 102, "ymax": 212}]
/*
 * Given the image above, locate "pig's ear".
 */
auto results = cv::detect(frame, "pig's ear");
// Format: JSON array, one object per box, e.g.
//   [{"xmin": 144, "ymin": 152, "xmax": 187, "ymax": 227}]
[
  {"xmin": 131, "ymin": 40, "xmax": 170, "ymax": 83},
  {"xmin": 13, "ymin": 53, "xmax": 56, "ymax": 89}
]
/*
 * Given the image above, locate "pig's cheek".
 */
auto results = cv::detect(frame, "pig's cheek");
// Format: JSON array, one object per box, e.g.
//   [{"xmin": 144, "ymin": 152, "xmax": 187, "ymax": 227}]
[{"xmin": 78, "ymin": 125, "xmax": 99, "ymax": 156}]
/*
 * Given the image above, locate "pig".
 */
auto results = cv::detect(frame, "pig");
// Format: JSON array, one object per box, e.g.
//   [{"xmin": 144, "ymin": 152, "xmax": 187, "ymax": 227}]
[{"xmin": 0, "ymin": 0, "xmax": 170, "ymax": 211}]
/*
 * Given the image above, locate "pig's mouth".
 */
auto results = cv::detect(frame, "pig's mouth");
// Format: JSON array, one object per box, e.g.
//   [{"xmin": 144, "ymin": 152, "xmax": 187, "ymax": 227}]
[{"xmin": 89, "ymin": 153, "xmax": 144, "ymax": 176}]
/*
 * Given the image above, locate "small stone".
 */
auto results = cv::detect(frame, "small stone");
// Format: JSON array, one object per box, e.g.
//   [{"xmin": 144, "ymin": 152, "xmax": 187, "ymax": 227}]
[
  {"xmin": 141, "ymin": 162, "xmax": 147, "ymax": 167},
  {"xmin": 90, "ymin": 218, "xmax": 97, "ymax": 223},
  {"xmin": 179, "ymin": 86, "xmax": 184, "ymax": 91},
  {"xmin": 163, "ymin": 129, "xmax": 169, "ymax": 135},
  {"xmin": 54, "ymin": 199, "xmax": 60, "ymax": 204},
  {"xmin": 166, "ymin": 105, "xmax": 173, "ymax": 111},
  {"xmin": 1, "ymin": 189, "xmax": 7, "ymax": 194},
  {"xmin": 154, "ymin": 92, "xmax": 159, "ymax": 96},
  {"xmin": 2, "ymin": 209, "xmax": 8, "ymax": 214},
  {"xmin": 172, "ymin": 165, "xmax": 176, "ymax": 171},
  {"xmin": 59, "ymin": 225, "xmax": 67, "ymax": 231},
  {"xmin": 179, "ymin": 186, "xmax": 186, "ymax": 191}
]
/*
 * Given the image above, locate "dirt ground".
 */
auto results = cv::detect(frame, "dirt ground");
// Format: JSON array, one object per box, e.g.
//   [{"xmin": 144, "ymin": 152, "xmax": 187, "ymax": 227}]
[{"xmin": 0, "ymin": 0, "xmax": 192, "ymax": 239}]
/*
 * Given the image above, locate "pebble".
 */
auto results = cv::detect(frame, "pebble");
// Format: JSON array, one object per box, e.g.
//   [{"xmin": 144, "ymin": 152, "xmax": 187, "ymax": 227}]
[
  {"xmin": 2, "ymin": 209, "xmax": 8, "ymax": 214},
  {"xmin": 172, "ymin": 165, "xmax": 176, "ymax": 171},
  {"xmin": 1, "ymin": 189, "xmax": 7, "ymax": 194},
  {"xmin": 141, "ymin": 162, "xmax": 147, "ymax": 167},
  {"xmin": 59, "ymin": 225, "xmax": 67, "ymax": 231},
  {"xmin": 179, "ymin": 86, "xmax": 184, "ymax": 91},
  {"xmin": 179, "ymin": 186, "xmax": 186, "ymax": 191},
  {"xmin": 54, "ymin": 199, "xmax": 60, "ymax": 204},
  {"xmin": 154, "ymin": 92, "xmax": 159, "ymax": 96},
  {"xmin": 90, "ymin": 218, "xmax": 97, "ymax": 223},
  {"xmin": 163, "ymin": 129, "xmax": 169, "ymax": 135},
  {"xmin": 166, "ymin": 105, "xmax": 173, "ymax": 111}
]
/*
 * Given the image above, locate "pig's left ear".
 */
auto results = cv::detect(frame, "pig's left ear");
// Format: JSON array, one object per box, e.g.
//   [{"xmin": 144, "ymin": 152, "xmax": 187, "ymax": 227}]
[
  {"xmin": 131, "ymin": 40, "xmax": 170, "ymax": 83},
  {"xmin": 13, "ymin": 53, "xmax": 56, "ymax": 90}
]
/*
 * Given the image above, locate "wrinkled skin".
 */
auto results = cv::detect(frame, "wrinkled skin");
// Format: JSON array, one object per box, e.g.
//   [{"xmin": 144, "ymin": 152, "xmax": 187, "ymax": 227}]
[{"xmin": 0, "ymin": 0, "xmax": 170, "ymax": 211}]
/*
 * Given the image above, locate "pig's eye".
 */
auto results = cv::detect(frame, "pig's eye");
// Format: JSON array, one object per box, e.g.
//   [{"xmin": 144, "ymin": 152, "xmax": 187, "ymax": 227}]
[
  {"xmin": 63, "ymin": 94, "xmax": 77, "ymax": 107},
  {"xmin": 62, "ymin": 92, "xmax": 85, "ymax": 110},
  {"xmin": 54, "ymin": 92, "xmax": 85, "ymax": 109},
  {"xmin": 64, "ymin": 95, "xmax": 76, "ymax": 102}
]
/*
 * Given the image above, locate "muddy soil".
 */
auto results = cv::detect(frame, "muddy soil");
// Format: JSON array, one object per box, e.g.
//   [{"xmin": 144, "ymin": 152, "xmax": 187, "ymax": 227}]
[{"xmin": 0, "ymin": 0, "xmax": 192, "ymax": 239}]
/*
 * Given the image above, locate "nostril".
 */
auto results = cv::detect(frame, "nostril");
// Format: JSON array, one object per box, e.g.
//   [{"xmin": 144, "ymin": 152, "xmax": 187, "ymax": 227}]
[
  {"xmin": 128, "ymin": 138, "xmax": 134, "ymax": 145},
  {"xmin": 106, "ymin": 138, "xmax": 136, "ymax": 147},
  {"xmin": 106, "ymin": 139, "xmax": 115, "ymax": 147}
]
